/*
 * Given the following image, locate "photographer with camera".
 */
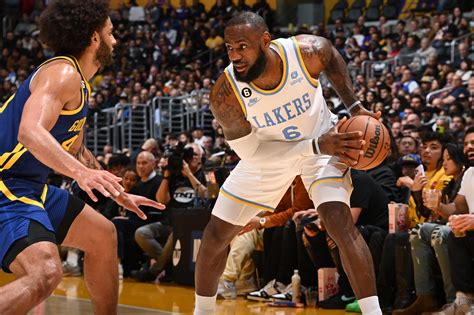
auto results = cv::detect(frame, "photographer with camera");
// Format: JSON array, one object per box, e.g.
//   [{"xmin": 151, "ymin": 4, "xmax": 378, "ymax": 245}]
[{"xmin": 131, "ymin": 143, "xmax": 207, "ymax": 282}]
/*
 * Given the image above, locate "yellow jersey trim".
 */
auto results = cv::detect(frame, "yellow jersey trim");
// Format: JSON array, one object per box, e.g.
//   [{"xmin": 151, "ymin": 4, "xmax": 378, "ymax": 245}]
[
  {"xmin": 0, "ymin": 94, "xmax": 15, "ymax": 114},
  {"xmin": 59, "ymin": 56, "xmax": 90, "ymax": 116},
  {"xmin": 40, "ymin": 185, "xmax": 48, "ymax": 203},
  {"xmin": 291, "ymin": 37, "xmax": 319, "ymax": 88},
  {"xmin": 0, "ymin": 143, "xmax": 28, "ymax": 172},
  {"xmin": 224, "ymin": 69, "xmax": 247, "ymax": 118},
  {"xmin": 35, "ymin": 56, "xmax": 88, "ymax": 116},
  {"xmin": 249, "ymin": 41, "xmax": 288, "ymax": 94},
  {"xmin": 308, "ymin": 176, "xmax": 344, "ymax": 193},
  {"xmin": 220, "ymin": 188, "xmax": 275, "ymax": 212},
  {"xmin": 0, "ymin": 180, "xmax": 44, "ymax": 209}
]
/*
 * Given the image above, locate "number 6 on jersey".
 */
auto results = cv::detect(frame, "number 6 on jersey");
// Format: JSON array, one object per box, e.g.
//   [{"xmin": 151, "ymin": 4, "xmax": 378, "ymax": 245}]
[{"xmin": 282, "ymin": 126, "xmax": 302, "ymax": 140}]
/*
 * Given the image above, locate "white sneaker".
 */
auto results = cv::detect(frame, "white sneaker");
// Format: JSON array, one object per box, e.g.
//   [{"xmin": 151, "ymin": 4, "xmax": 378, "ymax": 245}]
[
  {"xmin": 246, "ymin": 279, "xmax": 286, "ymax": 302},
  {"xmin": 430, "ymin": 298, "xmax": 474, "ymax": 315},
  {"xmin": 61, "ymin": 261, "xmax": 81, "ymax": 277},
  {"xmin": 217, "ymin": 279, "xmax": 237, "ymax": 299}
]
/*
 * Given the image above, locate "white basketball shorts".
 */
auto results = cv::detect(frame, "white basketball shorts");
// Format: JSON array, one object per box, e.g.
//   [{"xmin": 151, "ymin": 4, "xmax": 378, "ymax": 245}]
[{"xmin": 212, "ymin": 155, "xmax": 353, "ymax": 226}]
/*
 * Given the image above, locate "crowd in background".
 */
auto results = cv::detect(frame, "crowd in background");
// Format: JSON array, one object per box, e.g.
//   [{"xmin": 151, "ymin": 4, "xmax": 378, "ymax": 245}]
[{"xmin": 1, "ymin": 0, "xmax": 474, "ymax": 313}]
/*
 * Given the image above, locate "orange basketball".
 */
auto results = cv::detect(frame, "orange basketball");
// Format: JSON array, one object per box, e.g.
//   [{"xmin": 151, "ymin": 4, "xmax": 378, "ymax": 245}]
[{"xmin": 338, "ymin": 116, "xmax": 391, "ymax": 170}]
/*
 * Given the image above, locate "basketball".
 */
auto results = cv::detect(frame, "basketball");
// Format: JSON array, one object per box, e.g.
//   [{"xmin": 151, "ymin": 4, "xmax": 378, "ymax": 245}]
[{"xmin": 338, "ymin": 116, "xmax": 391, "ymax": 170}]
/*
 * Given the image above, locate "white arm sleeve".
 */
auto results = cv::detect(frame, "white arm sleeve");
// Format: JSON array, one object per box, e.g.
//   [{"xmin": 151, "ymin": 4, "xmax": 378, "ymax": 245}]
[{"xmin": 227, "ymin": 128, "xmax": 314, "ymax": 163}]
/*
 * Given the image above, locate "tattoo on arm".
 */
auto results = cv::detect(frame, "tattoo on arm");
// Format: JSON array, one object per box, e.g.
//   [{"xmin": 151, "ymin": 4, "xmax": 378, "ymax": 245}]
[
  {"xmin": 216, "ymin": 78, "xmax": 232, "ymax": 99},
  {"xmin": 302, "ymin": 36, "xmax": 356, "ymax": 107},
  {"xmin": 73, "ymin": 144, "xmax": 102, "ymax": 170},
  {"xmin": 210, "ymin": 76, "xmax": 251, "ymax": 140}
]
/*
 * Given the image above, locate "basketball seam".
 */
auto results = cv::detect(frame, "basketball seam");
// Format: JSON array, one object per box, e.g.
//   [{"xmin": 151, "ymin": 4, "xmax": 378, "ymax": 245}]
[
  {"xmin": 361, "ymin": 121, "xmax": 387, "ymax": 170},
  {"xmin": 358, "ymin": 116, "xmax": 371, "ymax": 166}
]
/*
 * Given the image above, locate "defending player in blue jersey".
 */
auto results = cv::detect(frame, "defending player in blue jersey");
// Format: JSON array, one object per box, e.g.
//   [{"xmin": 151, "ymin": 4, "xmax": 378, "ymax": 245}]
[{"xmin": 0, "ymin": 1, "xmax": 165, "ymax": 314}]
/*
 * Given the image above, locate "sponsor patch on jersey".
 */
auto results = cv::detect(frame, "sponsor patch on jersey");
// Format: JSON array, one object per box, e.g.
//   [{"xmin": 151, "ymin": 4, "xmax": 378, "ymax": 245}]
[
  {"xmin": 248, "ymin": 97, "xmax": 261, "ymax": 107},
  {"xmin": 290, "ymin": 71, "xmax": 304, "ymax": 86}
]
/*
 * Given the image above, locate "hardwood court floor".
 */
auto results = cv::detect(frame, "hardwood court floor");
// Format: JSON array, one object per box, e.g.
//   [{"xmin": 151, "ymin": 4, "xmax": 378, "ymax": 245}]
[{"xmin": 0, "ymin": 272, "xmax": 347, "ymax": 314}]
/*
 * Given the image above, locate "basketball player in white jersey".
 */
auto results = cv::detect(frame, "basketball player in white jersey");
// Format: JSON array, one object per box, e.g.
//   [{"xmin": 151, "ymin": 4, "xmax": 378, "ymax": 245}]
[{"xmin": 194, "ymin": 12, "xmax": 382, "ymax": 315}]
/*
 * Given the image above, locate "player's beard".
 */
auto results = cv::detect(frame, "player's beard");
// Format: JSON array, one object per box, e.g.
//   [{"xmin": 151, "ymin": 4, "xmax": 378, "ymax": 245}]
[
  {"xmin": 234, "ymin": 47, "xmax": 267, "ymax": 83},
  {"xmin": 95, "ymin": 35, "xmax": 113, "ymax": 67}
]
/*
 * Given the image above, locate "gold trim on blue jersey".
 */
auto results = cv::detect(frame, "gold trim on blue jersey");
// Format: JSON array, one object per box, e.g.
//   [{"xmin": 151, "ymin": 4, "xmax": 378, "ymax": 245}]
[
  {"xmin": 0, "ymin": 179, "xmax": 44, "ymax": 209},
  {"xmin": 34, "ymin": 56, "xmax": 89, "ymax": 116},
  {"xmin": 0, "ymin": 94, "xmax": 15, "ymax": 114},
  {"xmin": 220, "ymin": 187, "xmax": 275, "ymax": 212},
  {"xmin": 249, "ymin": 41, "xmax": 288, "ymax": 95},
  {"xmin": 224, "ymin": 69, "xmax": 247, "ymax": 118},
  {"xmin": 291, "ymin": 37, "xmax": 319, "ymax": 89},
  {"xmin": 40, "ymin": 185, "xmax": 48, "ymax": 203},
  {"xmin": 60, "ymin": 56, "xmax": 90, "ymax": 116},
  {"xmin": 0, "ymin": 143, "xmax": 28, "ymax": 172}
]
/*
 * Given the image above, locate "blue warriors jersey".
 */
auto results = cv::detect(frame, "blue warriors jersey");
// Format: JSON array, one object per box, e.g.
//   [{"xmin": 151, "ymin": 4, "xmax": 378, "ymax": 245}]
[{"xmin": 0, "ymin": 56, "xmax": 90, "ymax": 184}]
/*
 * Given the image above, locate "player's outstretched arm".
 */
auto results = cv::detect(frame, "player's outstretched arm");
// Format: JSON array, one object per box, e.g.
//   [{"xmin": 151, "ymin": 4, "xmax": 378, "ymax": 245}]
[
  {"xmin": 295, "ymin": 35, "xmax": 380, "ymax": 119},
  {"xmin": 210, "ymin": 75, "xmax": 316, "ymax": 163},
  {"xmin": 18, "ymin": 61, "xmax": 123, "ymax": 201}
]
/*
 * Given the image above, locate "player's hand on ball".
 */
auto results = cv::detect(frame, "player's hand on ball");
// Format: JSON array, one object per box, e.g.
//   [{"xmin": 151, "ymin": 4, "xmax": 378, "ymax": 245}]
[
  {"xmin": 317, "ymin": 117, "xmax": 365, "ymax": 166},
  {"xmin": 115, "ymin": 193, "xmax": 166, "ymax": 220}
]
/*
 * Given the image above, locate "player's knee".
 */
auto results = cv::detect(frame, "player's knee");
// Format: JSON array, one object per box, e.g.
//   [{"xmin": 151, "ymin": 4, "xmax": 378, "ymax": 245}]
[
  {"xmin": 92, "ymin": 220, "xmax": 117, "ymax": 250},
  {"xmin": 318, "ymin": 202, "xmax": 357, "ymax": 241},
  {"xmin": 33, "ymin": 259, "xmax": 62, "ymax": 300},
  {"xmin": 103, "ymin": 220, "xmax": 118, "ymax": 247},
  {"xmin": 202, "ymin": 220, "xmax": 234, "ymax": 250}
]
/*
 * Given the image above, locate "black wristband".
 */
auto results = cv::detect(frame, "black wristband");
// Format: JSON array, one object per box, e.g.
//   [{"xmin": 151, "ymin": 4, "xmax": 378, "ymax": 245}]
[{"xmin": 162, "ymin": 176, "xmax": 169, "ymax": 180}]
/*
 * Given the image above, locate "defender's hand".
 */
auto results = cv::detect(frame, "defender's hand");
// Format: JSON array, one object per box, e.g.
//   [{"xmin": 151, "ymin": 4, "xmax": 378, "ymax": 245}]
[
  {"xmin": 76, "ymin": 169, "xmax": 124, "ymax": 202},
  {"xmin": 317, "ymin": 118, "xmax": 365, "ymax": 166},
  {"xmin": 115, "ymin": 193, "xmax": 166, "ymax": 220}
]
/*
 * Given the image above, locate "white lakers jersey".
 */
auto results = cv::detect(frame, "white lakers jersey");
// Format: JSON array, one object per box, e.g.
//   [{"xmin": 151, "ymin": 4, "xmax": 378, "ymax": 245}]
[{"xmin": 224, "ymin": 37, "xmax": 338, "ymax": 142}]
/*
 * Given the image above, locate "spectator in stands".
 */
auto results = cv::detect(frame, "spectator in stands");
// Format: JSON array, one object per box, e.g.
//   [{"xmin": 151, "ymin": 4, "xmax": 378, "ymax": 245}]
[
  {"xmin": 399, "ymin": 69, "xmax": 420, "ymax": 94},
  {"xmin": 453, "ymin": 42, "xmax": 473, "ymax": 69},
  {"xmin": 399, "ymin": 36, "xmax": 419, "ymax": 65},
  {"xmin": 112, "ymin": 151, "xmax": 162, "ymax": 277},
  {"xmin": 435, "ymin": 128, "xmax": 474, "ymax": 312},
  {"xmin": 131, "ymin": 138, "xmax": 161, "ymax": 168},
  {"xmin": 395, "ymin": 144, "xmax": 467, "ymax": 314},
  {"xmin": 102, "ymin": 169, "xmax": 140, "ymax": 220},
  {"xmin": 398, "ymin": 135, "xmax": 419, "ymax": 156},
  {"xmin": 441, "ymin": 74, "xmax": 469, "ymax": 106}
]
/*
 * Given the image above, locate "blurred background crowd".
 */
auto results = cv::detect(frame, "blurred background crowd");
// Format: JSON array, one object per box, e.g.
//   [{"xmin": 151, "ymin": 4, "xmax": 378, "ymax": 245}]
[{"xmin": 1, "ymin": 0, "xmax": 474, "ymax": 313}]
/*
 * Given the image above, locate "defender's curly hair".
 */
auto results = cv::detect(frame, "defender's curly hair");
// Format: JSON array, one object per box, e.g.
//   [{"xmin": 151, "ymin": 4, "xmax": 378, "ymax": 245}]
[{"xmin": 39, "ymin": 0, "xmax": 110, "ymax": 57}]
